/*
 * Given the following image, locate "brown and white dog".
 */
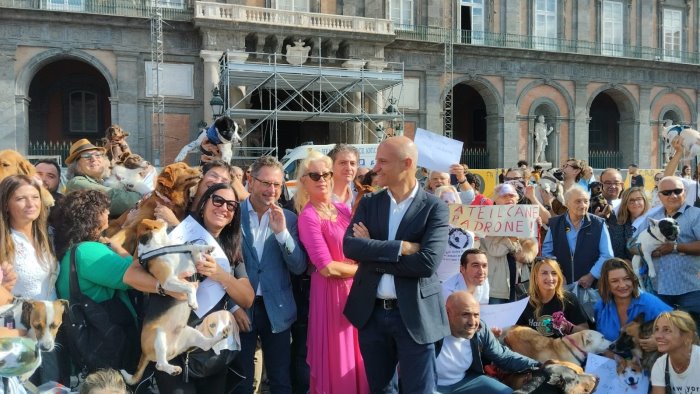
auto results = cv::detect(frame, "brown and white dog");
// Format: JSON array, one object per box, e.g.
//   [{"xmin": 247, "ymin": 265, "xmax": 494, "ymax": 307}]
[
  {"xmin": 512, "ymin": 360, "xmax": 598, "ymax": 394},
  {"xmin": 102, "ymin": 124, "xmax": 132, "ymax": 164},
  {"xmin": 504, "ymin": 326, "xmax": 612, "ymax": 366},
  {"xmin": 103, "ymin": 152, "xmax": 152, "ymax": 194},
  {"xmin": 609, "ymin": 313, "xmax": 660, "ymax": 372},
  {"xmin": 106, "ymin": 162, "xmax": 201, "ymax": 254},
  {"xmin": 121, "ymin": 219, "xmax": 226, "ymax": 385},
  {"xmin": 0, "ymin": 299, "xmax": 69, "ymax": 380}
]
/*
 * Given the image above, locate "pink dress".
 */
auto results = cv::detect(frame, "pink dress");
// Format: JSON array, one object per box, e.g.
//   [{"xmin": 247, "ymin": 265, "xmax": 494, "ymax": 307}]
[{"xmin": 298, "ymin": 202, "xmax": 369, "ymax": 394}]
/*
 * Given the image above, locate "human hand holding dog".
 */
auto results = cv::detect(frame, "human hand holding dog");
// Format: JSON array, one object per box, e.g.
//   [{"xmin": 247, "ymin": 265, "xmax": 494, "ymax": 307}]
[
  {"xmin": 195, "ymin": 254, "xmax": 225, "ymax": 282},
  {"xmin": 154, "ymin": 203, "xmax": 180, "ymax": 227},
  {"xmin": 652, "ymin": 242, "xmax": 675, "ymax": 258}
]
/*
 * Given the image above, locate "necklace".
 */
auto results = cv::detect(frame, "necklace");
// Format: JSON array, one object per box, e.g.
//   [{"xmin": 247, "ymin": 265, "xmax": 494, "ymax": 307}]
[{"xmin": 313, "ymin": 202, "xmax": 336, "ymax": 220}]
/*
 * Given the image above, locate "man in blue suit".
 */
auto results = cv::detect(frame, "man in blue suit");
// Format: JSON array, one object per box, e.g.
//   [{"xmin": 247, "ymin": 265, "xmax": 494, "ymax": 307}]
[
  {"xmin": 232, "ymin": 155, "xmax": 307, "ymax": 394},
  {"xmin": 343, "ymin": 136, "xmax": 450, "ymax": 393}
]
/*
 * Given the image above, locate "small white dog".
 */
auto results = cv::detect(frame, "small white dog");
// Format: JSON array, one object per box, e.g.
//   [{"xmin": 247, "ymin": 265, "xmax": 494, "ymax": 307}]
[
  {"xmin": 103, "ymin": 152, "xmax": 153, "ymax": 194},
  {"xmin": 663, "ymin": 120, "xmax": 700, "ymax": 165},
  {"xmin": 632, "ymin": 217, "xmax": 680, "ymax": 281}
]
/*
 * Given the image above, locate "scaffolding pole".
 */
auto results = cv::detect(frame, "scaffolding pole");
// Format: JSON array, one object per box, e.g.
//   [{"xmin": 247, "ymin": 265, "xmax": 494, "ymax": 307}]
[
  {"xmin": 150, "ymin": 0, "xmax": 164, "ymax": 166},
  {"xmin": 443, "ymin": 0, "xmax": 454, "ymax": 139}
]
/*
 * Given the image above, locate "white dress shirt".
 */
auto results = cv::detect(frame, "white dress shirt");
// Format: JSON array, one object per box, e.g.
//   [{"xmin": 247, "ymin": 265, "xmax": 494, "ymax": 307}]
[
  {"xmin": 436, "ymin": 335, "xmax": 473, "ymax": 386},
  {"xmin": 441, "ymin": 273, "xmax": 489, "ymax": 305},
  {"xmin": 376, "ymin": 182, "xmax": 420, "ymax": 299}
]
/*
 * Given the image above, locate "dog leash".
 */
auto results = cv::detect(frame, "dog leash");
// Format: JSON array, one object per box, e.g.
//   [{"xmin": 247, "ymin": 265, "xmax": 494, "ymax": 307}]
[{"xmin": 562, "ymin": 335, "xmax": 587, "ymax": 365}]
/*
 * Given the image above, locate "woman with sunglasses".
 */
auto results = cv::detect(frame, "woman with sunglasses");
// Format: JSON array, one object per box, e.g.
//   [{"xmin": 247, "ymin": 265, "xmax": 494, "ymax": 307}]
[
  {"xmin": 516, "ymin": 258, "xmax": 588, "ymax": 337},
  {"xmin": 295, "ymin": 151, "xmax": 369, "ymax": 394},
  {"xmin": 64, "ymin": 139, "xmax": 144, "ymax": 217},
  {"xmin": 561, "ymin": 158, "xmax": 584, "ymax": 193},
  {"xmin": 142, "ymin": 183, "xmax": 254, "ymax": 392}
]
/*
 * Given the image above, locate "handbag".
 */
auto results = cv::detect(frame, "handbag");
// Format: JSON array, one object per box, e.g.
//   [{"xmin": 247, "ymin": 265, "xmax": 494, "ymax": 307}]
[
  {"xmin": 180, "ymin": 297, "xmax": 238, "ymax": 382},
  {"xmin": 514, "ymin": 281, "xmax": 530, "ymax": 300},
  {"xmin": 565, "ymin": 282, "xmax": 601, "ymax": 324},
  {"xmin": 63, "ymin": 244, "xmax": 140, "ymax": 373}
]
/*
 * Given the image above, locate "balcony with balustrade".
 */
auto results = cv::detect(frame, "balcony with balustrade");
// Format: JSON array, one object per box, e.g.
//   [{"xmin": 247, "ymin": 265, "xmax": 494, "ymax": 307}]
[{"xmin": 0, "ymin": 0, "xmax": 193, "ymax": 20}]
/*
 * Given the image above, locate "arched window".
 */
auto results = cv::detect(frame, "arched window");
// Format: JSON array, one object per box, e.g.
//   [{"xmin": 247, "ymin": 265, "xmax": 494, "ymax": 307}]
[{"xmin": 68, "ymin": 91, "xmax": 99, "ymax": 134}]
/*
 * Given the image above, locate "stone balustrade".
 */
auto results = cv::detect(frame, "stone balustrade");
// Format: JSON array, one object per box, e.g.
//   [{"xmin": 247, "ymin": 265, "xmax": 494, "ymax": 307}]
[{"xmin": 195, "ymin": 2, "xmax": 393, "ymax": 35}]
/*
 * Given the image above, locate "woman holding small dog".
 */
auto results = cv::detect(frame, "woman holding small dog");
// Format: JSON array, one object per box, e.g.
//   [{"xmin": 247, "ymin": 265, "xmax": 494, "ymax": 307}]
[
  {"xmin": 64, "ymin": 139, "xmax": 144, "ymax": 217},
  {"xmin": 295, "ymin": 151, "xmax": 369, "ymax": 394},
  {"xmin": 608, "ymin": 187, "xmax": 649, "ymax": 262},
  {"xmin": 595, "ymin": 258, "xmax": 671, "ymax": 343},
  {"xmin": 517, "ymin": 258, "xmax": 589, "ymax": 337},
  {"xmin": 146, "ymin": 182, "xmax": 254, "ymax": 393},
  {"xmin": 650, "ymin": 310, "xmax": 700, "ymax": 393}
]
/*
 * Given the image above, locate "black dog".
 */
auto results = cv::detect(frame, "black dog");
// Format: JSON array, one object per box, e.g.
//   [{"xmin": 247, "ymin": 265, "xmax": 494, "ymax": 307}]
[
  {"xmin": 588, "ymin": 181, "xmax": 612, "ymax": 216},
  {"xmin": 514, "ymin": 363, "xmax": 598, "ymax": 394}
]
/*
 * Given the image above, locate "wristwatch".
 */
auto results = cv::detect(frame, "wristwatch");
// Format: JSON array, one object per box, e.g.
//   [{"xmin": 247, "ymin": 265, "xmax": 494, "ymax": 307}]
[{"xmin": 673, "ymin": 242, "xmax": 679, "ymax": 254}]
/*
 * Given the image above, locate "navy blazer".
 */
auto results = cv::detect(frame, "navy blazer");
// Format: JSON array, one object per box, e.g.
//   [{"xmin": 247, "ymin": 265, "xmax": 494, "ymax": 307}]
[
  {"xmin": 343, "ymin": 187, "xmax": 450, "ymax": 344},
  {"xmin": 241, "ymin": 200, "xmax": 307, "ymax": 333}
]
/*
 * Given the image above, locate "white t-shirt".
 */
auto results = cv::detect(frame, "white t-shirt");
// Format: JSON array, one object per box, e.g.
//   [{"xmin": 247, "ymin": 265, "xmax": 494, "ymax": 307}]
[
  {"xmin": 441, "ymin": 273, "xmax": 489, "ymax": 305},
  {"xmin": 436, "ymin": 335, "xmax": 473, "ymax": 386},
  {"xmin": 651, "ymin": 345, "xmax": 700, "ymax": 393}
]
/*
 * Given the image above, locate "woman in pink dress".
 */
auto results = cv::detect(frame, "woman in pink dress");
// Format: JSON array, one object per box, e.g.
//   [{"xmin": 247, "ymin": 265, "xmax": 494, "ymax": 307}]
[{"xmin": 295, "ymin": 150, "xmax": 369, "ymax": 394}]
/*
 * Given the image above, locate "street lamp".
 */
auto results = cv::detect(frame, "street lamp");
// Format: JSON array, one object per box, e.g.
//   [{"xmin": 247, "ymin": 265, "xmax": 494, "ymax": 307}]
[{"xmin": 210, "ymin": 86, "xmax": 224, "ymax": 119}]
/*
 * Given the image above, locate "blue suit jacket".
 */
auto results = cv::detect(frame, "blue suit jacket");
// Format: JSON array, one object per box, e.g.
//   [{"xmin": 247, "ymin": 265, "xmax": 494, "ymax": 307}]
[
  {"xmin": 343, "ymin": 187, "xmax": 450, "ymax": 344},
  {"xmin": 241, "ymin": 200, "xmax": 307, "ymax": 333}
]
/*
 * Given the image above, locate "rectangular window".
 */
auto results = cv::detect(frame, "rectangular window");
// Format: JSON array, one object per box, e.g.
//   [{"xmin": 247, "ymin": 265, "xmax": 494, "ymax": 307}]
[
  {"xmin": 663, "ymin": 8, "xmax": 682, "ymax": 62},
  {"xmin": 391, "ymin": 0, "xmax": 414, "ymax": 28},
  {"xmin": 601, "ymin": 1, "xmax": 623, "ymax": 56},
  {"xmin": 69, "ymin": 91, "xmax": 99, "ymax": 134},
  {"xmin": 45, "ymin": 0, "xmax": 84, "ymax": 12},
  {"xmin": 158, "ymin": 0, "xmax": 185, "ymax": 10},
  {"xmin": 461, "ymin": 0, "xmax": 484, "ymax": 44},
  {"xmin": 533, "ymin": 0, "xmax": 557, "ymax": 51},
  {"xmin": 275, "ymin": 0, "xmax": 309, "ymax": 12}
]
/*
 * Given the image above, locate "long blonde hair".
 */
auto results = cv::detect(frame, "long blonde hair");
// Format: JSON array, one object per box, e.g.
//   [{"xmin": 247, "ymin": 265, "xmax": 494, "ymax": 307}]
[
  {"xmin": 528, "ymin": 258, "xmax": 566, "ymax": 318},
  {"xmin": 617, "ymin": 187, "xmax": 649, "ymax": 225},
  {"xmin": 293, "ymin": 150, "xmax": 333, "ymax": 213},
  {"xmin": 0, "ymin": 175, "xmax": 55, "ymax": 272}
]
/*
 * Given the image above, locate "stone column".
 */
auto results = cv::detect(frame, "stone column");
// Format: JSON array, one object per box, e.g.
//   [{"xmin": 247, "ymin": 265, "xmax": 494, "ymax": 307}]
[
  {"xmin": 200, "ymin": 49, "xmax": 224, "ymax": 123},
  {"xmin": 115, "ymin": 52, "xmax": 138, "ymax": 152},
  {"xmin": 501, "ymin": 77, "xmax": 519, "ymax": 167},
  {"xmin": 0, "ymin": 45, "xmax": 18, "ymax": 150},
  {"xmin": 425, "ymin": 72, "xmax": 444, "ymax": 133},
  {"xmin": 573, "ymin": 80, "xmax": 590, "ymax": 161},
  {"xmin": 350, "ymin": 92, "xmax": 362, "ymax": 143},
  {"xmin": 637, "ymin": 86, "xmax": 652, "ymax": 168},
  {"xmin": 14, "ymin": 96, "xmax": 30, "ymax": 153}
]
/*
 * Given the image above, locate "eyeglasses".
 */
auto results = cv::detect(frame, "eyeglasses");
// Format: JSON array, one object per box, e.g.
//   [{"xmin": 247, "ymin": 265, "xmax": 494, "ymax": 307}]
[
  {"xmin": 253, "ymin": 176, "xmax": 283, "ymax": 190},
  {"xmin": 628, "ymin": 197, "xmax": 645, "ymax": 204},
  {"xmin": 211, "ymin": 194, "xmax": 239, "ymax": 212},
  {"xmin": 304, "ymin": 172, "xmax": 333, "ymax": 182},
  {"xmin": 563, "ymin": 163, "xmax": 580, "ymax": 169},
  {"xmin": 534, "ymin": 256, "xmax": 558, "ymax": 263},
  {"xmin": 659, "ymin": 188, "xmax": 684, "ymax": 196},
  {"xmin": 603, "ymin": 182, "xmax": 622, "ymax": 188},
  {"xmin": 79, "ymin": 152, "xmax": 104, "ymax": 160}
]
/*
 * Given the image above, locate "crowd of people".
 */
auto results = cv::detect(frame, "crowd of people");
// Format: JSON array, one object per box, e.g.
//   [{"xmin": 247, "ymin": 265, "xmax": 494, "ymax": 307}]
[{"xmin": 0, "ymin": 131, "xmax": 699, "ymax": 394}]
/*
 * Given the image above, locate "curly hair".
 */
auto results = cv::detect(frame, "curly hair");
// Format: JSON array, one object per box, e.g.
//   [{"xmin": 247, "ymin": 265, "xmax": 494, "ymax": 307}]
[
  {"xmin": 196, "ymin": 183, "xmax": 242, "ymax": 266},
  {"xmin": 54, "ymin": 190, "xmax": 110, "ymax": 260}
]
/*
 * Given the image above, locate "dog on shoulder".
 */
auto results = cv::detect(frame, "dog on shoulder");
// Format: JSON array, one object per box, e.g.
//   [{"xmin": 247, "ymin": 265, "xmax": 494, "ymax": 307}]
[
  {"xmin": 106, "ymin": 162, "xmax": 201, "ymax": 254},
  {"xmin": 0, "ymin": 298, "xmax": 69, "ymax": 380},
  {"xmin": 503, "ymin": 326, "xmax": 611, "ymax": 366},
  {"xmin": 175, "ymin": 116, "xmax": 242, "ymax": 164},
  {"xmin": 631, "ymin": 217, "xmax": 679, "ymax": 281},
  {"xmin": 120, "ymin": 219, "xmax": 227, "ymax": 385}
]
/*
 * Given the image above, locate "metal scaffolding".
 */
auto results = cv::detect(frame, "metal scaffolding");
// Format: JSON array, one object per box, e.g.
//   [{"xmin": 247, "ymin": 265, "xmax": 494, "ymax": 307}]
[
  {"xmin": 150, "ymin": 0, "xmax": 164, "ymax": 166},
  {"xmin": 443, "ymin": 0, "xmax": 455, "ymax": 139},
  {"xmin": 218, "ymin": 52, "xmax": 404, "ymax": 161}
]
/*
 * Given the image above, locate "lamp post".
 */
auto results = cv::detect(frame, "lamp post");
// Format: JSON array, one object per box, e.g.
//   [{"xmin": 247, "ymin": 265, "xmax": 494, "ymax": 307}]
[{"xmin": 210, "ymin": 86, "xmax": 224, "ymax": 120}]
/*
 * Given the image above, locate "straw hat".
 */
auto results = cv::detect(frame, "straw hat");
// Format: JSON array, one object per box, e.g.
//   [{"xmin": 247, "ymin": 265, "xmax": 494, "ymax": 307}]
[{"xmin": 65, "ymin": 139, "xmax": 106, "ymax": 164}]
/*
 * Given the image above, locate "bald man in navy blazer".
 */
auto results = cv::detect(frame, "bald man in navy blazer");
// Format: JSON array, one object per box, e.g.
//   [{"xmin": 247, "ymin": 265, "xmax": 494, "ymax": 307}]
[{"xmin": 343, "ymin": 136, "xmax": 450, "ymax": 393}]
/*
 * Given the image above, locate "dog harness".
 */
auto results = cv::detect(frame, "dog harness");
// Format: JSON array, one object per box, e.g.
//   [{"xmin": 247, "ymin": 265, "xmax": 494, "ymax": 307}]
[
  {"xmin": 138, "ymin": 243, "xmax": 207, "ymax": 282},
  {"xmin": 562, "ymin": 335, "xmax": 587, "ymax": 365},
  {"xmin": 0, "ymin": 298, "xmax": 24, "ymax": 329}
]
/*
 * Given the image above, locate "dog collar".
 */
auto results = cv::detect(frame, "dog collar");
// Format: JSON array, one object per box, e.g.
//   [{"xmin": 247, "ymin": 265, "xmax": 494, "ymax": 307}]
[
  {"xmin": 139, "ymin": 245, "xmax": 204, "ymax": 283},
  {"xmin": 154, "ymin": 189, "xmax": 173, "ymax": 206},
  {"xmin": 562, "ymin": 335, "xmax": 587, "ymax": 365},
  {"xmin": 646, "ymin": 227, "xmax": 663, "ymax": 243}
]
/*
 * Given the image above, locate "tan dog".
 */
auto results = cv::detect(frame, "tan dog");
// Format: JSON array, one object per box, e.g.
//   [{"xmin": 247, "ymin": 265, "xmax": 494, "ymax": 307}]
[
  {"xmin": 106, "ymin": 162, "xmax": 201, "ymax": 254},
  {"xmin": 504, "ymin": 326, "xmax": 611, "ymax": 366},
  {"xmin": 512, "ymin": 360, "xmax": 598, "ymax": 393},
  {"xmin": 0, "ymin": 299, "xmax": 69, "ymax": 381},
  {"xmin": 102, "ymin": 124, "xmax": 132, "ymax": 163},
  {"xmin": 121, "ymin": 219, "xmax": 225, "ymax": 385},
  {"xmin": 0, "ymin": 149, "xmax": 55, "ymax": 207}
]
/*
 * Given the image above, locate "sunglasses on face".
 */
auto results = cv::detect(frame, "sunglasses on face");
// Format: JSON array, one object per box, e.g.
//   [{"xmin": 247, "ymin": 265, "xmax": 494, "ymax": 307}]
[
  {"xmin": 80, "ymin": 152, "xmax": 104, "ymax": 160},
  {"xmin": 659, "ymin": 188, "xmax": 683, "ymax": 196},
  {"xmin": 305, "ymin": 171, "xmax": 333, "ymax": 182},
  {"xmin": 210, "ymin": 194, "xmax": 239, "ymax": 212}
]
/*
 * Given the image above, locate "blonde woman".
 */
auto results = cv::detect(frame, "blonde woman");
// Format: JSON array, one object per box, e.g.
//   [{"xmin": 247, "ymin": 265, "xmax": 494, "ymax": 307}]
[
  {"xmin": 295, "ymin": 151, "xmax": 368, "ymax": 394},
  {"xmin": 516, "ymin": 258, "xmax": 588, "ymax": 337},
  {"xmin": 651, "ymin": 311, "xmax": 700, "ymax": 393}
]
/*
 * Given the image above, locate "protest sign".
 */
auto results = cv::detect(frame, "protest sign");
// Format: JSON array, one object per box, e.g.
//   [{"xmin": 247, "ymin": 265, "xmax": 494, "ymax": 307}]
[
  {"xmin": 414, "ymin": 128, "xmax": 463, "ymax": 172},
  {"xmin": 448, "ymin": 204, "xmax": 539, "ymax": 238},
  {"xmin": 585, "ymin": 353, "xmax": 649, "ymax": 393},
  {"xmin": 479, "ymin": 297, "xmax": 529, "ymax": 328}
]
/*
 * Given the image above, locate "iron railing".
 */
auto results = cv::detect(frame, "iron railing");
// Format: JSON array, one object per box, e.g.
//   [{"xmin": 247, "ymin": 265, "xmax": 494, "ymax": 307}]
[
  {"xmin": 588, "ymin": 150, "xmax": 623, "ymax": 169},
  {"xmin": 394, "ymin": 25, "xmax": 700, "ymax": 66},
  {"xmin": 461, "ymin": 147, "xmax": 489, "ymax": 169},
  {"xmin": 28, "ymin": 141, "xmax": 72, "ymax": 163},
  {"xmin": 0, "ymin": 0, "xmax": 193, "ymax": 20}
]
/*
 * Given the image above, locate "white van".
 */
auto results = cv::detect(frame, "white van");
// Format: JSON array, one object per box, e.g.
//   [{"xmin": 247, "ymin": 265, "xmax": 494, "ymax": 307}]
[{"xmin": 280, "ymin": 143, "xmax": 379, "ymax": 196}]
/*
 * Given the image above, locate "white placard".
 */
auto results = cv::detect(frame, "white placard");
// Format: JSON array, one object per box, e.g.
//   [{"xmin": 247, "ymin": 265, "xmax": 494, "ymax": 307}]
[
  {"xmin": 414, "ymin": 128, "xmax": 463, "ymax": 172},
  {"xmin": 169, "ymin": 216, "xmax": 230, "ymax": 318},
  {"xmin": 585, "ymin": 353, "xmax": 649, "ymax": 393},
  {"xmin": 479, "ymin": 297, "xmax": 530, "ymax": 328},
  {"xmin": 145, "ymin": 62, "xmax": 194, "ymax": 99}
]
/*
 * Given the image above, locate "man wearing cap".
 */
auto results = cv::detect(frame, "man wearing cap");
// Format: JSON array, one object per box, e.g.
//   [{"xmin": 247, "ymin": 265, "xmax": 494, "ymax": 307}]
[{"xmin": 64, "ymin": 139, "xmax": 143, "ymax": 216}]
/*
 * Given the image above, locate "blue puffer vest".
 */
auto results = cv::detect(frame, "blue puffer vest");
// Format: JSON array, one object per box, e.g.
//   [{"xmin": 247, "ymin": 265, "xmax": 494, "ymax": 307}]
[{"xmin": 548, "ymin": 213, "xmax": 605, "ymax": 283}]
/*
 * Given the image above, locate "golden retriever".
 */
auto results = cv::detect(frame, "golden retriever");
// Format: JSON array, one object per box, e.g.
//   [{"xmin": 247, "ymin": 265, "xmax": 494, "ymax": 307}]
[
  {"xmin": 0, "ymin": 149, "xmax": 54, "ymax": 207},
  {"xmin": 503, "ymin": 326, "xmax": 611, "ymax": 366}
]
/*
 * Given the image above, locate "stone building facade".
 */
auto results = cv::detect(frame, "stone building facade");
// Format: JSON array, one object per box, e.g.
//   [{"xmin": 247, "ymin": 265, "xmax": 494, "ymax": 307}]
[{"xmin": 1, "ymin": 0, "xmax": 699, "ymax": 168}]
